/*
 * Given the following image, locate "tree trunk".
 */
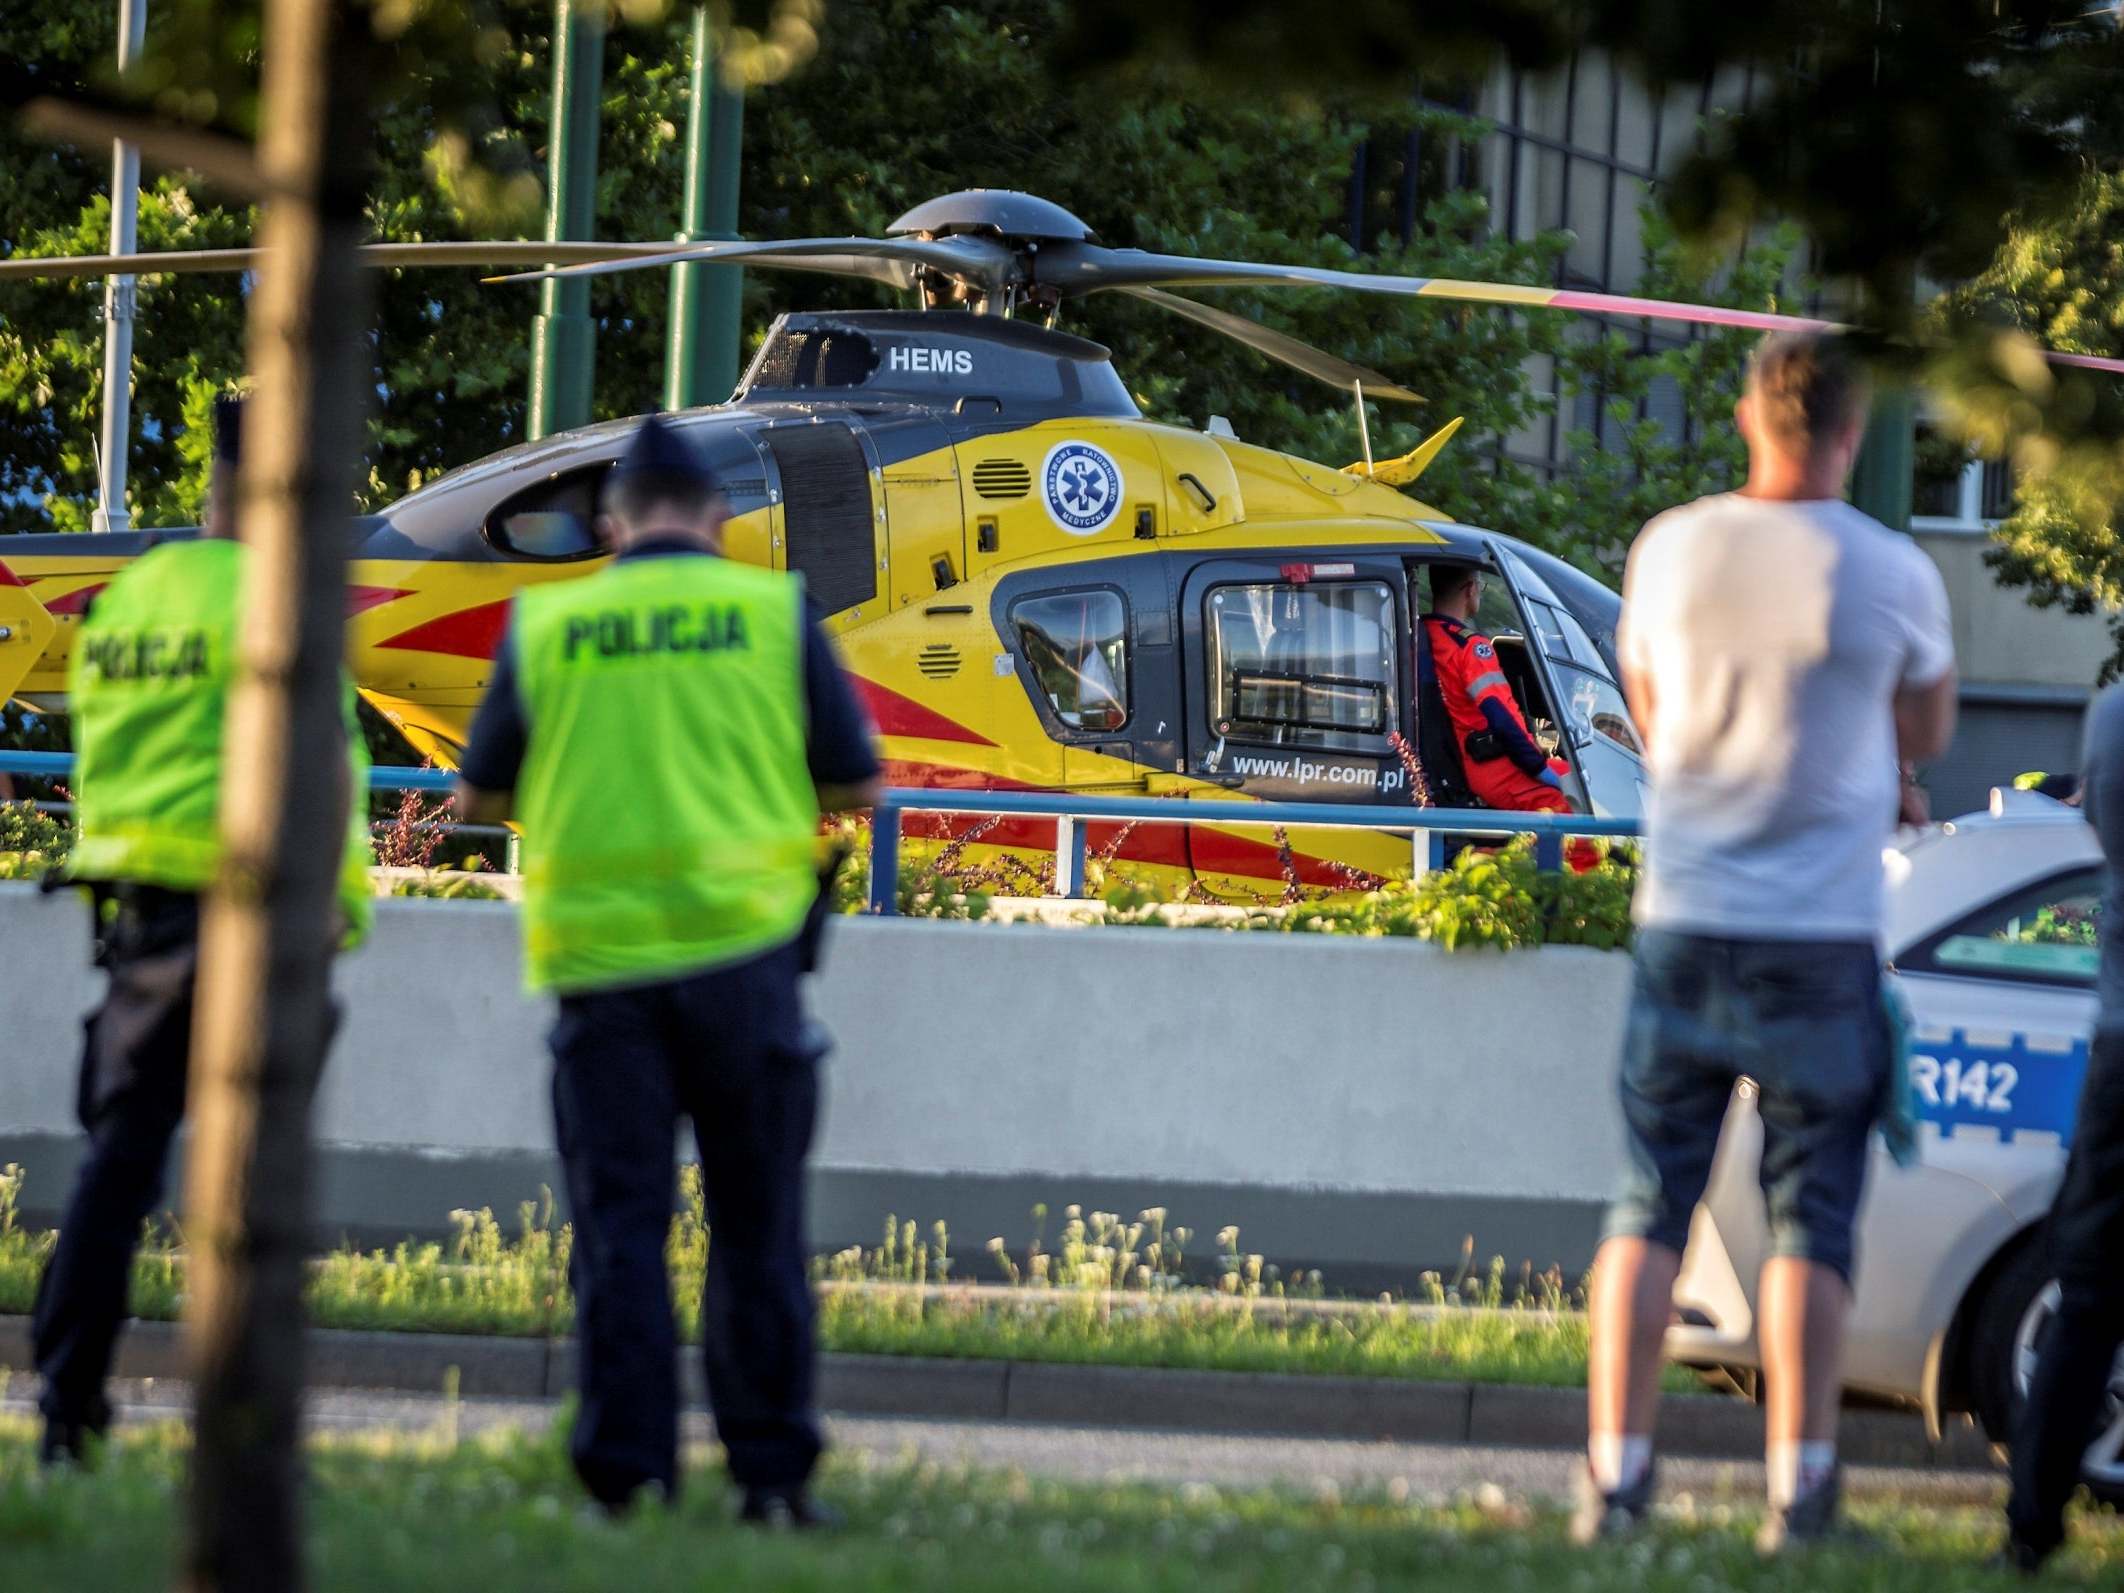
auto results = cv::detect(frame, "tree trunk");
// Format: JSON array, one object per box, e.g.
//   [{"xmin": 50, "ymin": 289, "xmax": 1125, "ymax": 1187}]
[{"xmin": 180, "ymin": 0, "xmax": 372, "ymax": 1586}]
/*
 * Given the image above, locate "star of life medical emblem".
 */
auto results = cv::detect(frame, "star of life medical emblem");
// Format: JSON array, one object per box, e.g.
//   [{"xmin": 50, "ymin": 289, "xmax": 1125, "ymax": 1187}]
[{"xmin": 1041, "ymin": 441, "xmax": 1123, "ymax": 535}]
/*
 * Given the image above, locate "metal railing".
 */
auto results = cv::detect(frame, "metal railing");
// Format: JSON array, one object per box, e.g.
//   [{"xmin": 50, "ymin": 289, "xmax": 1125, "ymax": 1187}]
[
  {"xmin": 866, "ymin": 788, "xmax": 1641, "ymax": 916},
  {"xmin": 0, "ymin": 750, "xmax": 499, "ymax": 866},
  {"xmin": 2, "ymin": 753, "xmax": 1646, "ymax": 917},
  {"xmin": 0, "ymin": 750, "xmax": 455, "ymax": 793}
]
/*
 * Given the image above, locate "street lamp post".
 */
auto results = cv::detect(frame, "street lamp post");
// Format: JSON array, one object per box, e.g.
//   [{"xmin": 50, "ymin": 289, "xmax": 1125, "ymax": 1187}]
[
  {"xmin": 665, "ymin": 5, "xmax": 745, "ymax": 411},
  {"xmin": 527, "ymin": 0, "xmax": 605, "ymax": 441},
  {"xmin": 91, "ymin": 0, "xmax": 147, "ymax": 534}
]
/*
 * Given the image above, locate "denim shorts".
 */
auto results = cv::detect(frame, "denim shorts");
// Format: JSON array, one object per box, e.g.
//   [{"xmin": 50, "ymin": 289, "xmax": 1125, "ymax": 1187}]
[{"xmin": 1602, "ymin": 929, "xmax": 1889, "ymax": 1283}]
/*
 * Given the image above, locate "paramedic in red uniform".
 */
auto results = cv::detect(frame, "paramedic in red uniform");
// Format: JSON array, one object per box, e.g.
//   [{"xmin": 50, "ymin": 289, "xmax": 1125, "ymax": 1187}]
[{"xmin": 1422, "ymin": 565, "xmax": 1575, "ymax": 815}]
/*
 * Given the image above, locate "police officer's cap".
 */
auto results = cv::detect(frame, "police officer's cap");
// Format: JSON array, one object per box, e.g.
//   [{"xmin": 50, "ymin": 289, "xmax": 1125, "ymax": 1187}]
[
  {"xmin": 212, "ymin": 394, "xmax": 245, "ymax": 467},
  {"xmin": 603, "ymin": 414, "xmax": 718, "ymax": 506}
]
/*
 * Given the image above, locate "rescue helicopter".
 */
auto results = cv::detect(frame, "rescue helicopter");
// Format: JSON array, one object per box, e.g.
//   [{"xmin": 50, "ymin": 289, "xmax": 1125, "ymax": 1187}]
[{"xmin": 2, "ymin": 190, "xmax": 2116, "ymax": 893}]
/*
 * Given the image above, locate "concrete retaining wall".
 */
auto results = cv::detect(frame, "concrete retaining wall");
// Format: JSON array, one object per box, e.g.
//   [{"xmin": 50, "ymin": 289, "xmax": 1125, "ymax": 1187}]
[{"xmin": 0, "ymin": 884, "xmax": 1635, "ymax": 1284}]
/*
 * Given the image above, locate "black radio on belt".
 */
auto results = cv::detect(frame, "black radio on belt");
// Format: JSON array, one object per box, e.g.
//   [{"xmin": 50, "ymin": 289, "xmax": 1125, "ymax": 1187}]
[{"xmin": 1462, "ymin": 730, "xmax": 1507, "ymax": 764}]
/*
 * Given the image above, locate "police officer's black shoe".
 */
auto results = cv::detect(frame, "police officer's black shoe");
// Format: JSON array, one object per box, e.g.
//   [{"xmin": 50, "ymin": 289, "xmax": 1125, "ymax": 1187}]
[
  {"xmin": 739, "ymin": 1487, "xmax": 841, "ymax": 1531},
  {"xmin": 1991, "ymin": 1534, "xmax": 2055, "ymax": 1578},
  {"xmin": 38, "ymin": 1417, "xmax": 102, "ymax": 1469},
  {"xmin": 583, "ymin": 1477, "xmax": 673, "ymax": 1520}
]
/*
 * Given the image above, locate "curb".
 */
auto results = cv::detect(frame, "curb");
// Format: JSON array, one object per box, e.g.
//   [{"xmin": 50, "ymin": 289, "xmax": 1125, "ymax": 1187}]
[{"xmin": 0, "ymin": 1316, "xmax": 1997, "ymax": 1471}]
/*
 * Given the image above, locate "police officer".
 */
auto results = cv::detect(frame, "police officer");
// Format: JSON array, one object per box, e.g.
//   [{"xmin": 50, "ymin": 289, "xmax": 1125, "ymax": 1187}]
[
  {"xmin": 32, "ymin": 396, "xmax": 373, "ymax": 1464},
  {"xmin": 1421, "ymin": 565, "xmax": 1576, "ymax": 817},
  {"xmin": 2004, "ymin": 685, "xmax": 2124, "ymax": 1570},
  {"xmin": 454, "ymin": 415, "xmax": 880, "ymax": 1526}
]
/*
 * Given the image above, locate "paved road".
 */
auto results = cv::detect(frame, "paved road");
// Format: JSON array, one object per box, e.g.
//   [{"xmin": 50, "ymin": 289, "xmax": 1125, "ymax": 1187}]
[{"xmin": 0, "ymin": 1378, "xmax": 2003, "ymax": 1510}]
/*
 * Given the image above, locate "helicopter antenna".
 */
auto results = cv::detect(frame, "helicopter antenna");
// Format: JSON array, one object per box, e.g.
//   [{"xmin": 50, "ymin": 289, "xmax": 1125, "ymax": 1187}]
[{"xmin": 1352, "ymin": 380, "xmax": 1374, "ymax": 476}]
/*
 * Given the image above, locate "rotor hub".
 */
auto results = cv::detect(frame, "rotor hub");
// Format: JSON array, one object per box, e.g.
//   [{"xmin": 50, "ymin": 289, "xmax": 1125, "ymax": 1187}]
[{"xmin": 886, "ymin": 189, "xmax": 1096, "ymax": 245}]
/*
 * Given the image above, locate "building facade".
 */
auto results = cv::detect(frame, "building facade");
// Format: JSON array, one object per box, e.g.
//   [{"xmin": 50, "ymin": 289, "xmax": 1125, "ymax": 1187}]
[{"xmin": 1412, "ymin": 51, "xmax": 2111, "ymax": 816}]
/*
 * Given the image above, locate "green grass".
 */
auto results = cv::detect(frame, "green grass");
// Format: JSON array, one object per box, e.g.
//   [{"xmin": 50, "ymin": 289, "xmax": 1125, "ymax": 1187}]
[
  {"xmin": 0, "ymin": 1412, "xmax": 2113, "ymax": 1591},
  {"xmin": 0, "ymin": 1166, "xmax": 1689, "ymax": 1390}
]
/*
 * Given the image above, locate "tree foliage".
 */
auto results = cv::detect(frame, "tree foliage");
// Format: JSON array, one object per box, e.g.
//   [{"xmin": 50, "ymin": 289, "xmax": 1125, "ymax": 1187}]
[
  {"xmin": 1934, "ymin": 170, "xmax": 2124, "ymax": 675},
  {"xmin": 3, "ymin": 0, "xmax": 1791, "ymax": 574},
  {"xmin": 1055, "ymin": 0, "xmax": 2124, "ymax": 331}
]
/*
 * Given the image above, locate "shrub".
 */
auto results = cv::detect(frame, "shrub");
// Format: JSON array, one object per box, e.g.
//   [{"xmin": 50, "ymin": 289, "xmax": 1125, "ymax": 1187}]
[
  {"xmin": 827, "ymin": 815, "xmax": 1639, "ymax": 951},
  {"xmin": 380, "ymin": 868, "xmax": 506, "ymax": 901},
  {"xmin": 1270, "ymin": 838, "xmax": 1636, "ymax": 951},
  {"xmin": 823, "ymin": 814, "xmax": 993, "ymax": 921},
  {"xmin": 0, "ymin": 800, "xmax": 74, "ymax": 879}
]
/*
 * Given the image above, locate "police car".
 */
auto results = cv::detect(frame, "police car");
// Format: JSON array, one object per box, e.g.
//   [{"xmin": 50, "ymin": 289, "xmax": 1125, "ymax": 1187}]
[{"xmin": 1670, "ymin": 790, "xmax": 2118, "ymax": 1495}]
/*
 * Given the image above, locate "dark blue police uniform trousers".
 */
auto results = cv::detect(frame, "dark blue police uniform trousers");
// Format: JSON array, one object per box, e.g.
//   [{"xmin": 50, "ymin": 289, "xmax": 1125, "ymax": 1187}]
[
  {"xmin": 550, "ymin": 937, "xmax": 824, "ymax": 1503},
  {"xmin": 2008, "ymin": 1027, "xmax": 2124, "ymax": 1553},
  {"xmin": 33, "ymin": 887, "xmax": 199, "ymax": 1429}
]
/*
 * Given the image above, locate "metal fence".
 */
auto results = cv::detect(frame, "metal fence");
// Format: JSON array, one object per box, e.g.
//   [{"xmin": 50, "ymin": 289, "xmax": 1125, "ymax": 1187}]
[
  {"xmin": 0, "ymin": 749, "xmax": 501, "ymax": 864},
  {"xmin": 0, "ymin": 749, "xmax": 455, "ymax": 793},
  {"xmin": 865, "ymin": 789, "xmax": 1640, "ymax": 916},
  {"xmin": 1, "ymin": 752, "xmax": 1644, "ymax": 915}
]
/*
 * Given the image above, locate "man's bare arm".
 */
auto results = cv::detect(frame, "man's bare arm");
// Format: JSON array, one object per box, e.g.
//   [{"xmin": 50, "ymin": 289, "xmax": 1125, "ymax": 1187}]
[
  {"xmin": 454, "ymin": 780, "xmax": 514, "ymax": 827},
  {"xmin": 1895, "ymin": 669, "xmax": 1958, "ymax": 765},
  {"xmin": 816, "ymin": 776, "xmax": 882, "ymax": 815}
]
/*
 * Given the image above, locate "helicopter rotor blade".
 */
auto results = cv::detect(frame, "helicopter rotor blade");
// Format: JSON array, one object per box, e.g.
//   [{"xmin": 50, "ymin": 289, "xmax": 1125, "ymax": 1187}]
[
  {"xmin": 1041, "ymin": 244, "xmax": 2124, "ymax": 376},
  {"xmin": 5, "ymin": 209, "xmax": 2117, "ymax": 379},
  {"xmin": 1044, "ymin": 242, "xmax": 1832, "ymax": 330},
  {"xmin": 1116, "ymin": 285, "xmax": 1422, "ymax": 402},
  {"xmin": 0, "ymin": 236, "xmax": 987, "ymax": 295},
  {"xmin": 0, "ymin": 240, "xmax": 708, "ymax": 282},
  {"xmin": 480, "ymin": 233, "xmax": 1017, "ymax": 289}
]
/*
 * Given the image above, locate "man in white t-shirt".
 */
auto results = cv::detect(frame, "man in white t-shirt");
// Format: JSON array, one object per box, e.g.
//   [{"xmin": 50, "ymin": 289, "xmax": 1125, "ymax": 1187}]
[{"xmin": 1574, "ymin": 332, "xmax": 1958, "ymax": 1550}]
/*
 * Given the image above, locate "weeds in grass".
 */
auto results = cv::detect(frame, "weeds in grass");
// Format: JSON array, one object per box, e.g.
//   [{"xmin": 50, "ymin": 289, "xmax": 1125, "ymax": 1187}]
[{"xmin": 0, "ymin": 1165, "xmax": 1622, "ymax": 1387}]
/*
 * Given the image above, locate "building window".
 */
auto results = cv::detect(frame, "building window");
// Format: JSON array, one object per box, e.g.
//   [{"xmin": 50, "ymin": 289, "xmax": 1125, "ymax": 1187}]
[
  {"xmin": 1912, "ymin": 425, "xmax": 1974, "ymax": 520},
  {"xmin": 1980, "ymin": 455, "xmax": 2016, "ymax": 521},
  {"xmin": 1912, "ymin": 422, "xmax": 2018, "ymax": 530},
  {"xmin": 1011, "ymin": 590, "xmax": 1128, "ymax": 733},
  {"xmin": 1208, "ymin": 581, "xmax": 1399, "ymax": 753}
]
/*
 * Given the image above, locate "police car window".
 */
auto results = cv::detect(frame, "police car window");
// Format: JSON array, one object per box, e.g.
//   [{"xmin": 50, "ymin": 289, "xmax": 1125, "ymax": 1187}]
[
  {"xmin": 1012, "ymin": 590, "xmax": 1128, "ymax": 733},
  {"xmin": 1208, "ymin": 581, "xmax": 1397, "ymax": 754},
  {"xmin": 1913, "ymin": 870, "xmax": 2102, "ymax": 987},
  {"xmin": 485, "ymin": 465, "xmax": 608, "ymax": 561}
]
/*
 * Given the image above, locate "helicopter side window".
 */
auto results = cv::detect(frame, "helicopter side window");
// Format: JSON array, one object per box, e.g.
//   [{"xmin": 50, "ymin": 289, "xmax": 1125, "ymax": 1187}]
[
  {"xmin": 1207, "ymin": 581, "xmax": 1398, "ymax": 754},
  {"xmin": 484, "ymin": 464, "xmax": 610, "ymax": 562},
  {"xmin": 1011, "ymin": 589, "xmax": 1129, "ymax": 733},
  {"xmin": 1522, "ymin": 597, "xmax": 1642, "ymax": 757}
]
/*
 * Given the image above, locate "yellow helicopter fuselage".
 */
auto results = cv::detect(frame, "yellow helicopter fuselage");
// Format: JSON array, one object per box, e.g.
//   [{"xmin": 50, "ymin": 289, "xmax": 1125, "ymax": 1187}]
[{"xmin": 2, "ymin": 310, "xmax": 1632, "ymax": 895}]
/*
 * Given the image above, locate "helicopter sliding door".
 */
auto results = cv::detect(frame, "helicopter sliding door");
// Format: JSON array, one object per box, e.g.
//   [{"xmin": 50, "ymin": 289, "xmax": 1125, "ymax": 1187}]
[
  {"xmin": 1177, "ymin": 556, "xmax": 1414, "ymax": 892},
  {"xmin": 988, "ymin": 555, "xmax": 1176, "ymax": 792}
]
